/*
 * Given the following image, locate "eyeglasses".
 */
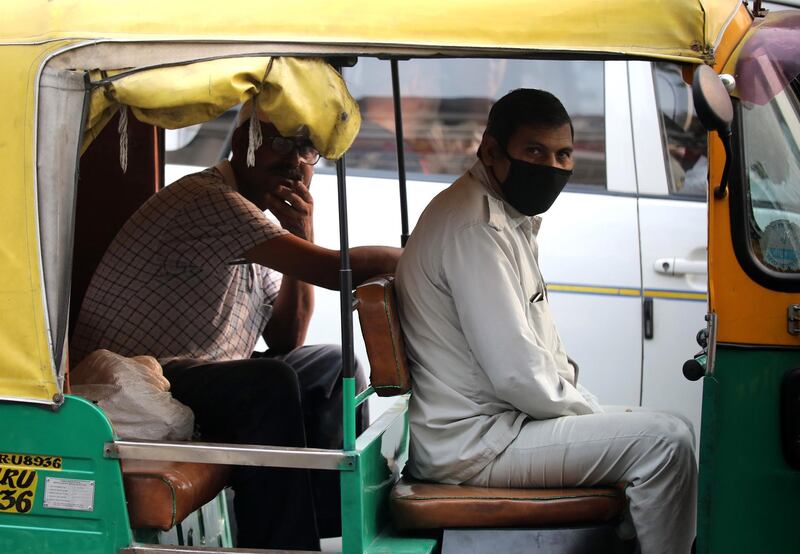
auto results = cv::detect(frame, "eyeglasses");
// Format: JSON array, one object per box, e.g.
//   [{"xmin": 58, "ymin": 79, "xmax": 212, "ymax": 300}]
[{"xmin": 264, "ymin": 135, "xmax": 321, "ymax": 165}]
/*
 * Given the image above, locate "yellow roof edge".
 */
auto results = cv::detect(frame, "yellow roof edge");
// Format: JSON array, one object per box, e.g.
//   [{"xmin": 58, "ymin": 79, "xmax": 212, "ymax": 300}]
[{"xmin": 0, "ymin": 0, "xmax": 745, "ymax": 65}]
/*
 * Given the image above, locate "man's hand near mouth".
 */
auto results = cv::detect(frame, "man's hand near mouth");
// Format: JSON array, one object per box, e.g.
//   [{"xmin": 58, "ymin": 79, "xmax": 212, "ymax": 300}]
[{"xmin": 264, "ymin": 177, "xmax": 314, "ymax": 242}]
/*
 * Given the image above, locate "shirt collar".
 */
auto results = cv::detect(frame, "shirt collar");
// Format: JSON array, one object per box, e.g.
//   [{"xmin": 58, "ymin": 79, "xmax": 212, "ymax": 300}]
[
  {"xmin": 468, "ymin": 160, "xmax": 541, "ymax": 236},
  {"xmin": 214, "ymin": 160, "xmax": 239, "ymax": 192}
]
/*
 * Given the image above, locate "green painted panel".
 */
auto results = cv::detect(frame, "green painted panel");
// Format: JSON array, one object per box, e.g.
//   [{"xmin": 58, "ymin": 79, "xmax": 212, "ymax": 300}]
[
  {"xmin": 697, "ymin": 347, "xmax": 800, "ymax": 554},
  {"xmin": 0, "ymin": 395, "xmax": 131, "ymax": 554},
  {"xmin": 342, "ymin": 402, "xmax": 435, "ymax": 554},
  {"xmin": 342, "ymin": 420, "xmax": 401, "ymax": 554},
  {"xmin": 341, "ymin": 451, "xmax": 366, "ymax": 553},
  {"xmin": 365, "ymin": 526, "xmax": 437, "ymax": 554}
]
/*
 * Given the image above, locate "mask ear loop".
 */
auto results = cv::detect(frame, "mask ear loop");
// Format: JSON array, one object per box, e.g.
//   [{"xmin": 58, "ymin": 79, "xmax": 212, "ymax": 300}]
[
  {"xmin": 246, "ymin": 57, "xmax": 276, "ymax": 168},
  {"xmin": 486, "ymin": 139, "xmax": 510, "ymax": 186}
]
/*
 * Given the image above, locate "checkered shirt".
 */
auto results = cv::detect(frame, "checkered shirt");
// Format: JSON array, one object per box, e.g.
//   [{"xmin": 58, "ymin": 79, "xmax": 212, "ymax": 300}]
[{"xmin": 71, "ymin": 167, "xmax": 287, "ymax": 364}]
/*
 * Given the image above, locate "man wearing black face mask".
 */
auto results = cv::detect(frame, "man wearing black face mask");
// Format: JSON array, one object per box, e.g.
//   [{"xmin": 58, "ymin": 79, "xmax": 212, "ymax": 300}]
[{"xmin": 395, "ymin": 89, "xmax": 697, "ymax": 554}]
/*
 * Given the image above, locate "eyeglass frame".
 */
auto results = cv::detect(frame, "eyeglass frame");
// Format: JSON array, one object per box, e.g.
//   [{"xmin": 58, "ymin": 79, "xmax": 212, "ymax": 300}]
[{"xmin": 262, "ymin": 135, "xmax": 321, "ymax": 165}]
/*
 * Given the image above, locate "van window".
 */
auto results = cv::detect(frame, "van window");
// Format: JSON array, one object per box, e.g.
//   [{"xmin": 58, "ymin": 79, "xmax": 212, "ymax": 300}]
[
  {"xmin": 341, "ymin": 58, "xmax": 606, "ymax": 187},
  {"xmin": 165, "ymin": 109, "xmax": 237, "ymax": 167},
  {"xmin": 653, "ymin": 62, "xmax": 708, "ymax": 198}
]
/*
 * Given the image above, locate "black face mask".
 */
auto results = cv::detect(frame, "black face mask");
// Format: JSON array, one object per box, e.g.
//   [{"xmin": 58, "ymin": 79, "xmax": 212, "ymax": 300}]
[{"xmin": 494, "ymin": 155, "xmax": 572, "ymax": 216}]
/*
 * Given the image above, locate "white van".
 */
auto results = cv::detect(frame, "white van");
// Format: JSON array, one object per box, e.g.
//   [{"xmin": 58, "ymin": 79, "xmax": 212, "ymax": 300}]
[{"xmin": 165, "ymin": 59, "xmax": 709, "ymax": 439}]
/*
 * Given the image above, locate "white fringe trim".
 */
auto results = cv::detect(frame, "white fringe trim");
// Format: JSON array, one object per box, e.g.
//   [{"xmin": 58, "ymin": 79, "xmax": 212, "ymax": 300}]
[
  {"xmin": 246, "ymin": 101, "xmax": 262, "ymax": 167},
  {"xmin": 118, "ymin": 105, "xmax": 129, "ymax": 173}
]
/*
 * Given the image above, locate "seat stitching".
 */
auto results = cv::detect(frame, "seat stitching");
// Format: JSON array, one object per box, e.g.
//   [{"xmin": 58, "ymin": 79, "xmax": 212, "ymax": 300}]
[{"xmin": 383, "ymin": 283, "xmax": 405, "ymax": 388}]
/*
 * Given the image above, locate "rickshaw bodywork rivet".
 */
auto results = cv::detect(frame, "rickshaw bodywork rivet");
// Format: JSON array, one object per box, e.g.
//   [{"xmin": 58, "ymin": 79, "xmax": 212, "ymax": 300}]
[
  {"xmin": 720, "ymin": 74, "xmax": 736, "ymax": 93},
  {"xmin": 51, "ymin": 393, "xmax": 64, "ymax": 410}
]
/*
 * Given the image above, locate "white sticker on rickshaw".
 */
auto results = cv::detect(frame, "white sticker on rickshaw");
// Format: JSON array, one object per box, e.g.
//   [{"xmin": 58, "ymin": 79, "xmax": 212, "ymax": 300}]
[{"xmin": 43, "ymin": 477, "xmax": 95, "ymax": 511}]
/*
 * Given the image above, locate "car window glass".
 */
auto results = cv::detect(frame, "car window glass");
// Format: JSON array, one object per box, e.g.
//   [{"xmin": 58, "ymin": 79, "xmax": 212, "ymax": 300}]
[
  {"xmin": 743, "ymin": 79, "xmax": 800, "ymax": 273},
  {"xmin": 164, "ymin": 109, "xmax": 237, "ymax": 167},
  {"xmin": 653, "ymin": 62, "xmax": 708, "ymax": 198},
  {"xmin": 340, "ymin": 58, "xmax": 606, "ymax": 187}
]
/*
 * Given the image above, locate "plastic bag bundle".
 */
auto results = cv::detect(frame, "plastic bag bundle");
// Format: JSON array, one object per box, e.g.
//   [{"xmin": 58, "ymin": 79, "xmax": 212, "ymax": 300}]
[{"xmin": 71, "ymin": 349, "xmax": 194, "ymax": 441}]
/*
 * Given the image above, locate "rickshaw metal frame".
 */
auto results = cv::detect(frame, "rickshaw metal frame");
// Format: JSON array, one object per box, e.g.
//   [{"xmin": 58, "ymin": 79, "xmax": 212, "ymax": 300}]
[{"xmin": 104, "ymin": 441, "xmax": 355, "ymax": 472}]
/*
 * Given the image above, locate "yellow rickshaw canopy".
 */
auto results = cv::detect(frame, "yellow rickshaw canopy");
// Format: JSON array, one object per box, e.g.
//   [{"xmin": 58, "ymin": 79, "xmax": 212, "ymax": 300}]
[
  {"xmin": 0, "ymin": 0, "xmax": 748, "ymax": 403},
  {"xmin": 84, "ymin": 57, "xmax": 361, "ymax": 159},
  {"xmin": 4, "ymin": 0, "xmax": 742, "ymax": 64}
]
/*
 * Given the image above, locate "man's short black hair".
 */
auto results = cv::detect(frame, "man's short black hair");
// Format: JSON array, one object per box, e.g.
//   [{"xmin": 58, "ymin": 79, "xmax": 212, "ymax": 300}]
[{"xmin": 485, "ymin": 89, "xmax": 573, "ymax": 149}]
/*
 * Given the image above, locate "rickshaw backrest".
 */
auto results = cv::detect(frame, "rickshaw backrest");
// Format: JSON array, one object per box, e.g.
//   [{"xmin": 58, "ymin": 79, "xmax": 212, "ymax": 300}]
[
  {"xmin": 354, "ymin": 274, "xmax": 412, "ymax": 396},
  {"xmin": 70, "ymin": 112, "xmax": 161, "ymax": 347}
]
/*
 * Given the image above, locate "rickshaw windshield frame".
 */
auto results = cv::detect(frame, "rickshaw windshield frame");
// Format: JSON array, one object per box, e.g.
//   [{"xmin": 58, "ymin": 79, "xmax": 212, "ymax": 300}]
[{"xmin": 728, "ymin": 81, "xmax": 800, "ymax": 292}]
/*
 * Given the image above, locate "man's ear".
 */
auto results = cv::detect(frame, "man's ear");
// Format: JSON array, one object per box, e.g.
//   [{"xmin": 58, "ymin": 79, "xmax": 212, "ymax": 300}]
[
  {"xmin": 230, "ymin": 124, "xmax": 247, "ymax": 161},
  {"xmin": 479, "ymin": 133, "xmax": 501, "ymax": 167}
]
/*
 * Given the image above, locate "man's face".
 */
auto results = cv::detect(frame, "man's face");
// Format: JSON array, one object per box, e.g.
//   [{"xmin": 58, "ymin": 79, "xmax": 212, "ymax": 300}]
[
  {"xmin": 232, "ymin": 122, "xmax": 315, "ymax": 211},
  {"xmin": 485, "ymin": 122, "xmax": 574, "ymax": 183}
]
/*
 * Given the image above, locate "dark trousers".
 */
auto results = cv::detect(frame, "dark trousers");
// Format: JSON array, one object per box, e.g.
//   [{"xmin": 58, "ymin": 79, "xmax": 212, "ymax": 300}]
[{"xmin": 163, "ymin": 344, "xmax": 366, "ymax": 550}]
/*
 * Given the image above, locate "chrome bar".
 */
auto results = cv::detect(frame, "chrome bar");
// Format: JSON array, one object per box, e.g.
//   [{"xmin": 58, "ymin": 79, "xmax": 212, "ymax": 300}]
[
  {"xmin": 105, "ymin": 440, "xmax": 354, "ymax": 471},
  {"xmin": 121, "ymin": 545, "xmax": 317, "ymax": 554}
]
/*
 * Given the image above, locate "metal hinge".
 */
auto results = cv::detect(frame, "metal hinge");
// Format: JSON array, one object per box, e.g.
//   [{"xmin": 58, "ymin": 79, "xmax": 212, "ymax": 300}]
[
  {"xmin": 705, "ymin": 312, "xmax": 718, "ymax": 375},
  {"xmin": 788, "ymin": 305, "xmax": 800, "ymax": 336}
]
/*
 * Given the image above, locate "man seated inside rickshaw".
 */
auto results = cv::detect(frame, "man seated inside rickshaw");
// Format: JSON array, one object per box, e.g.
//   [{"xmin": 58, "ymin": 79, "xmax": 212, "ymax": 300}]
[
  {"xmin": 395, "ymin": 89, "xmax": 697, "ymax": 554},
  {"xmin": 71, "ymin": 100, "xmax": 400, "ymax": 551}
]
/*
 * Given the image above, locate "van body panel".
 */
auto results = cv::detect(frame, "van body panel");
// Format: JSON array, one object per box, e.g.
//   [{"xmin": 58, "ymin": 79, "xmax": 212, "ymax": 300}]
[{"xmin": 605, "ymin": 61, "xmax": 637, "ymax": 195}]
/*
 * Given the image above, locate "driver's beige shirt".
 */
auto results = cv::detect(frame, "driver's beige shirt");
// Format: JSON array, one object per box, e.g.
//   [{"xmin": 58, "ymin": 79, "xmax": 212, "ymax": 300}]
[{"xmin": 395, "ymin": 161, "xmax": 594, "ymax": 484}]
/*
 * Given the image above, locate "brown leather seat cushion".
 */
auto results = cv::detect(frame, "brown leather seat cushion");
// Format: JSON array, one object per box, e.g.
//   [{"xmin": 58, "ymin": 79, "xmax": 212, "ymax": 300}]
[
  {"xmin": 355, "ymin": 275, "xmax": 411, "ymax": 397},
  {"xmin": 391, "ymin": 478, "xmax": 625, "ymax": 530},
  {"xmin": 122, "ymin": 460, "xmax": 231, "ymax": 530}
]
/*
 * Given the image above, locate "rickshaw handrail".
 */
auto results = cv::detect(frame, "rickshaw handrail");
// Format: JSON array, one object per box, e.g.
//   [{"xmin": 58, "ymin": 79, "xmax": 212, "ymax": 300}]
[
  {"xmin": 104, "ymin": 439, "xmax": 354, "ymax": 471},
  {"xmin": 354, "ymin": 385, "xmax": 375, "ymax": 406},
  {"xmin": 122, "ymin": 545, "xmax": 317, "ymax": 554},
  {"xmin": 356, "ymin": 394, "xmax": 409, "ymax": 451}
]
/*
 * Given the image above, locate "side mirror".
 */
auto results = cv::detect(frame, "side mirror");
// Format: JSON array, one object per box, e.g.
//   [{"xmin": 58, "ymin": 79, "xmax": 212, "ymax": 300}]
[
  {"xmin": 692, "ymin": 65, "xmax": 734, "ymax": 136},
  {"xmin": 692, "ymin": 65, "xmax": 734, "ymax": 199}
]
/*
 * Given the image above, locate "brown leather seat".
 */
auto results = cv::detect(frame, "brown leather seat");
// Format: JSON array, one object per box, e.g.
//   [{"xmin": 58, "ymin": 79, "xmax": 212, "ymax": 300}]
[
  {"xmin": 391, "ymin": 478, "xmax": 625, "ymax": 530},
  {"xmin": 355, "ymin": 275, "xmax": 411, "ymax": 396},
  {"xmin": 354, "ymin": 275, "xmax": 626, "ymax": 531},
  {"xmin": 122, "ymin": 460, "xmax": 231, "ymax": 530}
]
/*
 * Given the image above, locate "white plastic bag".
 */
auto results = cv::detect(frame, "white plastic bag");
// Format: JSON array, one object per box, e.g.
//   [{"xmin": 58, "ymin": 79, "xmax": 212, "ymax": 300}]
[{"xmin": 71, "ymin": 349, "xmax": 194, "ymax": 440}]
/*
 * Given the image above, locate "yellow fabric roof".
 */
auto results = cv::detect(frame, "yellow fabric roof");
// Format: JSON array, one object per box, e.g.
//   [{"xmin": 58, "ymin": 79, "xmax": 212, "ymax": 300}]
[
  {"xmin": 84, "ymin": 57, "xmax": 361, "ymax": 159},
  {"xmin": 4, "ymin": 0, "xmax": 743, "ymax": 64},
  {"xmin": 0, "ymin": 0, "xmax": 750, "ymax": 403}
]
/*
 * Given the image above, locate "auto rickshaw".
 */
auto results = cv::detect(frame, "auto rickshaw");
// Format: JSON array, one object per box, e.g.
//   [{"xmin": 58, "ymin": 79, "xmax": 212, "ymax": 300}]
[{"xmin": 0, "ymin": 1, "xmax": 798, "ymax": 553}]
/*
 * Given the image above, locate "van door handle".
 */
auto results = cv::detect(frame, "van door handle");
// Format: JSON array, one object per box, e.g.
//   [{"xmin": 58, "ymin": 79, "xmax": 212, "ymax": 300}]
[{"xmin": 653, "ymin": 257, "xmax": 707, "ymax": 276}]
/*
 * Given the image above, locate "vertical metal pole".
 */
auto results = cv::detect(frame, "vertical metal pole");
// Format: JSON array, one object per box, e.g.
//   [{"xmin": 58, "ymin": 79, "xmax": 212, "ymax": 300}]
[
  {"xmin": 328, "ymin": 61, "xmax": 357, "ymax": 454},
  {"xmin": 336, "ymin": 153, "xmax": 357, "ymax": 452},
  {"xmin": 391, "ymin": 59, "xmax": 410, "ymax": 247}
]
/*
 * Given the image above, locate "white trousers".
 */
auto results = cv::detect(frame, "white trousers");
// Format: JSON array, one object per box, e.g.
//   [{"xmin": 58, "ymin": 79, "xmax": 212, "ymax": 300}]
[{"xmin": 463, "ymin": 408, "xmax": 697, "ymax": 554}]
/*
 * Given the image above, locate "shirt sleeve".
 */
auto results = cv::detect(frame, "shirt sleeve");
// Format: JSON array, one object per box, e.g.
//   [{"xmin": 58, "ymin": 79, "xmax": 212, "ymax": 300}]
[
  {"xmin": 178, "ymin": 184, "xmax": 288, "ymax": 266},
  {"xmin": 441, "ymin": 223, "xmax": 594, "ymax": 419}
]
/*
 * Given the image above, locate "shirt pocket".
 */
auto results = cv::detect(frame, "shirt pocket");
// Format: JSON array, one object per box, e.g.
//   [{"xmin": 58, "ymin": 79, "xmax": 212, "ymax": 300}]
[{"xmin": 525, "ymin": 293, "xmax": 559, "ymax": 351}]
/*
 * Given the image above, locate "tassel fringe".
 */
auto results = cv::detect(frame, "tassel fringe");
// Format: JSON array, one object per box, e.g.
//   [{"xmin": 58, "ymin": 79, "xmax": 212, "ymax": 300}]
[
  {"xmin": 118, "ymin": 105, "xmax": 129, "ymax": 173},
  {"xmin": 246, "ymin": 101, "xmax": 262, "ymax": 167}
]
